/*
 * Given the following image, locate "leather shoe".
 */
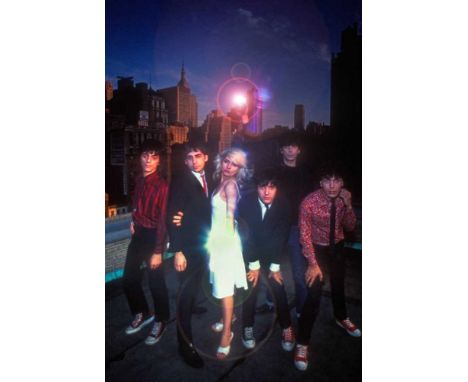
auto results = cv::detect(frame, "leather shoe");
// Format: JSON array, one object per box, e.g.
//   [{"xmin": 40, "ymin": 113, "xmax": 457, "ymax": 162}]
[
  {"xmin": 192, "ymin": 306, "xmax": 207, "ymax": 315},
  {"xmin": 178, "ymin": 342, "xmax": 204, "ymax": 368}
]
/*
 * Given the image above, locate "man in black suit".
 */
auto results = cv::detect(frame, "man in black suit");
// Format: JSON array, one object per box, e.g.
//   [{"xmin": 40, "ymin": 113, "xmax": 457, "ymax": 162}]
[
  {"xmin": 237, "ymin": 168, "xmax": 296, "ymax": 352},
  {"xmin": 167, "ymin": 142, "xmax": 212, "ymax": 368}
]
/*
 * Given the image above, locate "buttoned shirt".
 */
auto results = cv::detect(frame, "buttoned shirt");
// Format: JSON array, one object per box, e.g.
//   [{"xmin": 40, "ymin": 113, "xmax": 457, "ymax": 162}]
[
  {"xmin": 299, "ymin": 189, "xmax": 356, "ymax": 266},
  {"xmin": 132, "ymin": 171, "xmax": 169, "ymax": 254}
]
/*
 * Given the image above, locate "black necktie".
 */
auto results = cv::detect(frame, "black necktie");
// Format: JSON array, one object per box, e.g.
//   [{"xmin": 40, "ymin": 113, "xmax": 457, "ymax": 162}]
[
  {"xmin": 262, "ymin": 202, "xmax": 269, "ymax": 220},
  {"xmin": 330, "ymin": 198, "xmax": 336, "ymax": 250}
]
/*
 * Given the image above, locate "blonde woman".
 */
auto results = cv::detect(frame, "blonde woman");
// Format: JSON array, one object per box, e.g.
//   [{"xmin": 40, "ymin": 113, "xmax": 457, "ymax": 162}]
[{"xmin": 207, "ymin": 147, "xmax": 251, "ymax": 359}]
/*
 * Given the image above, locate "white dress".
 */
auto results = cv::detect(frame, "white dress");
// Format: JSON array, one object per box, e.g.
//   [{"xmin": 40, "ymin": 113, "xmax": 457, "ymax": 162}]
[{"xmin": 207, "ymin": 190, "xmax": 248, "ymax": 299}]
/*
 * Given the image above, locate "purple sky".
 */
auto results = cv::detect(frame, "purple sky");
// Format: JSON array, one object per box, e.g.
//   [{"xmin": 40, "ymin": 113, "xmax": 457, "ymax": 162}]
[{"xmin": 106, "ymin": 0, "xmax": 361, "ymax": 128}]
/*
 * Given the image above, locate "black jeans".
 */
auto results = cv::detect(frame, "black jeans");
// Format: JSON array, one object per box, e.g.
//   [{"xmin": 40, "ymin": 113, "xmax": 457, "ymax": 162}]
[
  {"xmin": 122, "ymin": 225, "xmax": 169, "ymax": 322},
  {"xmin": 242, "ymin": 265, "xmax": 292, "ymax": 330},
  {"xmin": 176, "ymin": 249, "xmax": 207, "ymax": 346},
  {"xmin": 297, "ymin": 241, "xmax": 347, "ymax": 345}
]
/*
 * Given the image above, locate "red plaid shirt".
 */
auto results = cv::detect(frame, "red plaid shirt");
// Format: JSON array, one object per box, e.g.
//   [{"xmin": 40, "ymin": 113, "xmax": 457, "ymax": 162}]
[
  {"xmin": 299, "ymin": 189, "xmax": 356, "ymax": 266},
  {"xmin": 131, "ymin": 171, "xmax": 168, "ymax": 254}
]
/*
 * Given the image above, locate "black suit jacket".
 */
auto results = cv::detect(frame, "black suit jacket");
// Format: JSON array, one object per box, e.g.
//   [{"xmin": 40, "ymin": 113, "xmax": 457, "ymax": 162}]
[
  {"xmin": 167, "ymin": 169, "xmax": 213, "ymax": 255},
  {"xmin": 237, "ymin": 193, "xmax": 291, "ymax": 267}
]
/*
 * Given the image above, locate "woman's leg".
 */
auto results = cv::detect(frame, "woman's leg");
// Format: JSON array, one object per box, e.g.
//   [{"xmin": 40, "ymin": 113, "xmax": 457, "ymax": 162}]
[{"xmin": 217, "ymin": 295, "xmax": 234, "ymax": 358}]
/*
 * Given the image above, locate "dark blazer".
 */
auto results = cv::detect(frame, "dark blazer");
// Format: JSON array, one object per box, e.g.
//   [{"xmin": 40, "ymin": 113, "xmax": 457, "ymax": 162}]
[
  {"xmin": 237, "ymin": 192, "xmax": 291, "ymax": 266},
  {"xmin": 167, "ymin": 169, "xmax": 213, "ymax": 255}
]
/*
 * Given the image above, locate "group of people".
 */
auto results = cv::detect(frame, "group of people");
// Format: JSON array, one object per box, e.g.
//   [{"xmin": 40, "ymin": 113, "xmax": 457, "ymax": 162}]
[{"xmin": 120, "ymin": 132, "xmax": 361, "ymax": 372}]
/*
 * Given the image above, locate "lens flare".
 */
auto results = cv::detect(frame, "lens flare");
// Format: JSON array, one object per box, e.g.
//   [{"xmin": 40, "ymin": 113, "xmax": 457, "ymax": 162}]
[
  {"xmin": 216, "ymin": 77, "xmax": 259, "ymax": 124},
  {"xmin": 233, "ymin": 93, "xmax": 247, "ymax": 106}
]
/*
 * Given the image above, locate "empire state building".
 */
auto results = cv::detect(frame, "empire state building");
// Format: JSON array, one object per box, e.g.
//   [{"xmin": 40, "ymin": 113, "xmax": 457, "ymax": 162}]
[{"xmin": 158, "ymin": 63, "xmax": 198, "ymax": 128}]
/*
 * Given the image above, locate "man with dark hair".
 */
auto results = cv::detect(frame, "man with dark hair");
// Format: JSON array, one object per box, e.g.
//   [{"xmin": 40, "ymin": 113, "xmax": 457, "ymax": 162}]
[
  {"xmin": 167, "ymin": 141, "xmax": 212, "ymax": 368},
  {"xmin": 257, "ymin": 131, "xmax": 315, "ymax": 317},
  {"xmin": 294, "ymin": 161, "xmax": 360, "ymax": 371},
  {"xmin": 122, "ymin": 139, "xmax": 170, "ymax": 345},
  {"xmin": 237, "ymin": 168, "xmax": 296, "ymax": 352}
]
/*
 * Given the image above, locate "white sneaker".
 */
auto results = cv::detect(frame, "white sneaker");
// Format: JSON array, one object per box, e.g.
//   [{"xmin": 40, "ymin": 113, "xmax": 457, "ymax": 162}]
[
  {"xmin": 211, "ymin": 314, "xmax": 237, "ymax": 333},
  {"xmin": 241, "ymin": 326, "xmax": 256, "ymax": 349}
]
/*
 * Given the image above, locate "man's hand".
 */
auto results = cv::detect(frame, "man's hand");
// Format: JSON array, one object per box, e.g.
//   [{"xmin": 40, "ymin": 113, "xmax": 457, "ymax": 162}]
[
  {"xmin": 269, "ymin": 270, "xmax": 284, "ymax": 285},
  {"xmin": 172, "ymin": 211, "xmax": 184, "ymax": 227},
  {"xmin": 130, "ymin": 222, "xmax": 135, "ymax": 235},
  {"xmin": 339, "ymin": 188, "xmax": 352, "ymax": 208},
  {"xmin": 149, "ymin": 253, "xmax": 162, "ymax": 270},
  {"xmin": 247, "ymin": 269, "xmax": 260, "ymax": 287},
  {"xmin": 174, "ymin": 251, "xmax": 187, "ymax": 272},
  {"xmin": 305, "ymin": 264, "xmax": 323, "ymax": 287}
]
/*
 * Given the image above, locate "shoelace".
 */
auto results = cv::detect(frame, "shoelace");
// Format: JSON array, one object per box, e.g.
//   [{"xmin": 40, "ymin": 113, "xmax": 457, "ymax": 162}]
[
  {"xmin": 283, "ymin": 327, "xmax": 294, "ymax": 342},
  {"xmin": 244, "ymin": 327, "xmax": 254, "ymax": 339},
  {"xmin": 132, "ymin": 313, "xmax": 143, "ymax": 327},
  {"xmin": 296, "ymin": 345, "xmax": 307, "ymax": 358},
  {"xmin": 342, "ymin": 318, "xmax": 354, "ymax": 328}
]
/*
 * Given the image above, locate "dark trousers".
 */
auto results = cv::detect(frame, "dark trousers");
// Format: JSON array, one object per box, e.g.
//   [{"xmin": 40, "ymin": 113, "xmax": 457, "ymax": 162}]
[
  {"xmin": 242, "ymin": 265, "xmax": 292, "ymax": 330},
  {"xmin": 297, "ymin": 241, "xmax": 347, "ymax": 345},
  {"xmin": 287, "ymin": 225, "xmax": 308, "ymax": 315},
  {"xmin": 176, "ymin": 250, "xmax": 207, "ymax": 346},
  {"xmin": 122, "ymin": 225, "xmax": 169, "ymax": 322}
]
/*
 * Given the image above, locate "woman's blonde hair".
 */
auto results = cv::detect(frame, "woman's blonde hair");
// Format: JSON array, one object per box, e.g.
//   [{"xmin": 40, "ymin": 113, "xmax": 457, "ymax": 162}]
[{"xmin": 213, "ymin": 147, "xmax": 252, "ymax": 185}]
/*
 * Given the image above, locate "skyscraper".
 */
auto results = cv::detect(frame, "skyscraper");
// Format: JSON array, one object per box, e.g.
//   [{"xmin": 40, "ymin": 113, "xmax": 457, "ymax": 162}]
[
  {"xmin": 105, "ymin": 81, "xmax": 114, "ymax": 101},
  {"xmin": 330, "ymin": 23, "xmax": 362, "ymax": 199},
  {"xmin": 203, "ymin": 109, "xmax": 232, "ymax": 153},
  {"xmin": 245, "ymin": 86, "xmax": 262, "ymax": 135},
  {"xmin": 158, "ymin": 63, "xmax": 198, "ymax": 128},
  {"xmin": 331, "ymin": 23, "xmax": 361, "ymax": 140},
  {"xmin": 294, "ymin": 104, "xmax": 305, "ymax": 130}
]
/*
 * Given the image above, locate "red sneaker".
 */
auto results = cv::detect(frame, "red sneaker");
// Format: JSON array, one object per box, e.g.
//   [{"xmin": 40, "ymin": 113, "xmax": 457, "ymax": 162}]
[
  {"xmin": 145, "ymin": 321, "xmax": 166, "ymax": 345},
  {"xmin": 125, "ymin": 313, "xmax": 154, "ymax": 335},
  {"xmin": 281, "ymin": 326, "xmax": 296, "ymax": 351},
  {"xmin": 336, "ymin": 318, "xmax": 361, "ymax": 337},
  {"xmin": 294, "ymin": 344, "xmax": 309, "ymax": 371}
]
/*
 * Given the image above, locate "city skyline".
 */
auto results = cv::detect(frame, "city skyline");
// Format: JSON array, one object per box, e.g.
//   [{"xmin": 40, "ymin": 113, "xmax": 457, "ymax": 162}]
[{"xmin": 106, "ymin": 0, "xmax": 361, "ymax": 129}]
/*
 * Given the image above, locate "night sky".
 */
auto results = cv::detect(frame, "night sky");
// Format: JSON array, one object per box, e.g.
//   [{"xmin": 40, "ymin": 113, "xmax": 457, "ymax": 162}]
[{"xmin": 106, "ymin": 0, "xmax": 361, "ymax": 128}]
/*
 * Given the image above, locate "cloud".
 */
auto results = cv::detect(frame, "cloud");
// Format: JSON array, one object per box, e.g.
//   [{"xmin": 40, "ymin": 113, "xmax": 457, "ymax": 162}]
[
  {"xmin": 271, "ymin": 19, "xmax": 291, "ymax": 34},
  {"xmin": 304, "ymin": 41, "xmax": 332, "ymax": 64},
  {"xmin": 230, "ymin": 9, "xmax": 328, "ymax": 62},
  {"xmin": 237, "ymin": 8, "xmax": 266, "ymax": 28},
  {"xmin": 318, "ymin": 43, "xmax": 331, "ymax": 64}
]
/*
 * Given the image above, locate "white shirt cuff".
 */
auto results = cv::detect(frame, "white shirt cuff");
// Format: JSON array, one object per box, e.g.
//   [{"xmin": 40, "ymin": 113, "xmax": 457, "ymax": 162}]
[
  {"xmin": 249, "ymin": 261, "xmax": 260, "ymax": 270},
  {"xmin": 269, "ymin": 263, "xmax": 280, "ymax": 272}
]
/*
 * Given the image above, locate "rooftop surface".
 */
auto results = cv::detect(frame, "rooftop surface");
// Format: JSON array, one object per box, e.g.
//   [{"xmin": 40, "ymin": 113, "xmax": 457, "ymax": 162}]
[{"xmin": 105, "ymin": 244, "xmax": 362, "ymax": 382}]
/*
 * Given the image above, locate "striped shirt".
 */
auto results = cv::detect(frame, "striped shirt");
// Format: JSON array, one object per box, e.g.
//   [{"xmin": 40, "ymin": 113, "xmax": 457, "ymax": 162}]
[{"xmin": 131, "ymin": 171, "xmax": 168, "ymax": 253}]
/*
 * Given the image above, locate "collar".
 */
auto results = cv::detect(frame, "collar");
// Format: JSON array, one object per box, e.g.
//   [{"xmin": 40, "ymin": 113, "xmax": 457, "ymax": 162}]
[
  {"xmin": 191, "ymin": 170, "xmax": 205, "ymax": 177},
  {"xmin": 258, "ymin": 198, "xmax": 271, "ymax": 209},
  {"xmin": 319, "ymin": 189, "xmax": 340, "ymax": 204},
  {"xmin": 143, "ymin": 171, "xmax": 159, "ymax": 182}
]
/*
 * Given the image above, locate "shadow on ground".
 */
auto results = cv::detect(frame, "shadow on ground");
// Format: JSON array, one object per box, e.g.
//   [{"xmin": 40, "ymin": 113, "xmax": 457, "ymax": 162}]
[{"xmin": 106, "ymin": 249, "xmax": 362, "ymax": 382}]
